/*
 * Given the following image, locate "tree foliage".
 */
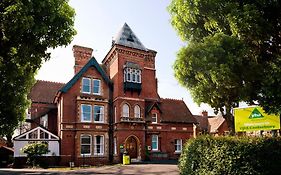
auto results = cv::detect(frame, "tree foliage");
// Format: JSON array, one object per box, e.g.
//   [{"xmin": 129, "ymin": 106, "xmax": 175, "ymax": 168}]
[
  {"xmin": 22, "ymin": 142, "xmax": 50, "ymax": 167},
  {"xmin": 168, "ymin": 0, "xmax": 281, "ymax": 131},
  {"xmin": 0, "ymin": 0, "xmax": 76, "ymax": 138}
]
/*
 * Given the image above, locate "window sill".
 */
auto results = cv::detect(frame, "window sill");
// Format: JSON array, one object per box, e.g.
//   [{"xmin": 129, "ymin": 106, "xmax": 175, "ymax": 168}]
[
  {"xmin": 174, "ymin": 151, "xmax": 182, "ymax": 154},
  {"xmin": 81, "ymin": 121, "xmax": 92, "ymax": 123},
  {"xmin": 94, "ymin": 121, "xmax": 104, "ymax": 123}
]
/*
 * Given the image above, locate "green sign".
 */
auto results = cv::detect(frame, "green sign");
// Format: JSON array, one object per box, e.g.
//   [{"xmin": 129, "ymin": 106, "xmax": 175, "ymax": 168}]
[{"xmin": 234, "ymin": 106, "xmax": 280, "ymax": 132}]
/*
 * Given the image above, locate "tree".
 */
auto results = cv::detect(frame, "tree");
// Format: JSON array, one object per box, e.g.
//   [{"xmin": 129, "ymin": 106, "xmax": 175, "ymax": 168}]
[
  {"xmin": 0, "ymin": 0, "xmax": 76, "ymax": 142},
  {"xmin": 22, "ymin": 142, "xmax": 50, "ymax": 167},
  {"xmin": 168, "ymin": 0, "xmax": 281, "ymax": 132},
  {"xmin": 174, "ymin": 33, "xmax": 259, "ymax": 131}
]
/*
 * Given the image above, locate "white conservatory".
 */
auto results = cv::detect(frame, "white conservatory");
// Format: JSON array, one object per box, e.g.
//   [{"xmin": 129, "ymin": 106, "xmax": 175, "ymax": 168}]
[{"xmin": 13, "ymin": 126, "xmax": 60, "ymax": 157}]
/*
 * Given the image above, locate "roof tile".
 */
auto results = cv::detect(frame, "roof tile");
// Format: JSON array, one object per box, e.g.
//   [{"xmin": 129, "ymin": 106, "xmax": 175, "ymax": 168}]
[
  {"xmin": 160, "ymin": 98, "xmax": 197, "ymax": 124},
  {"xmin": 28, "ymin": 80, "xmax": 65, "ymax": 104}
]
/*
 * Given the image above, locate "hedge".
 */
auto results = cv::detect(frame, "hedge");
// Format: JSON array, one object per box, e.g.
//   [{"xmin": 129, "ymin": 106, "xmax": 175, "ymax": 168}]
[{"xmin": 179, "ymin": 136, "xmax": 281, "ymax": 175}]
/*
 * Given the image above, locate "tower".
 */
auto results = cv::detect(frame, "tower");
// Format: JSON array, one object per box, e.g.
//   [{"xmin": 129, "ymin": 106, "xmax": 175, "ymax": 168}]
[{"xmin": 102, "ymin": 23, "xmax": 159, "ymax": 161}]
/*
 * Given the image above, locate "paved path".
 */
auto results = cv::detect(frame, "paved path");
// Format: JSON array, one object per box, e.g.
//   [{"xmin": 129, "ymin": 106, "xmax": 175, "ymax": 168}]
[{"xmin": 0, "ymin": 164, "xmax": 179, "ymax": 175}]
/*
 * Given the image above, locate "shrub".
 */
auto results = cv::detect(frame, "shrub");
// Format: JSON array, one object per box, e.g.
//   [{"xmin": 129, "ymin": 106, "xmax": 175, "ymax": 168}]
[
  {"xmin": 179, "ymin": 136, "xmax": 281, "ymax": 175},
  {"xmin": 21, "ymin": 142, "xmax": 50, "ymax": 167}
]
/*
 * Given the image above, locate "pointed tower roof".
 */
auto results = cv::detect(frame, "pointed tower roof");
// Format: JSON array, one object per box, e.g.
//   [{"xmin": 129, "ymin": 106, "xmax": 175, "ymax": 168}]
[{"xmin": 113, "ymin": 23, "xmax": 147, "ymax": 51}]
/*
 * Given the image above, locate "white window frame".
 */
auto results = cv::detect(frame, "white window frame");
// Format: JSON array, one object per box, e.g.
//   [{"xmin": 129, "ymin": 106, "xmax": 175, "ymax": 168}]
[
  {"xmin": 93, "ymin": 79, "xmax": 101, "ymax": 95},
  {"xmin": 175, "ymin": 139, "xmax": 182, "ymax": 153},
  {"xmin": 152, "ymin": 135, "xmax": 158, "ymax": 151},
  {"xmin": 134, "ymin": 105, "xmax": 141, "ymax": 118},
  {"xmin": 124, "ymin": 67, "xmax": 141, "ymax": 83},
  {"xmin": 81, "ymin": 104, "xmax": 92, "ymax": 122},
  {"xmin": 93, "ymin": 105, "xmax": 104, "ymax": 123},
  {"xmin": 82, "ymin": 77, "xmax": 91, "ymax": 94},
  {"xmin": 94, "ymin": 135, "xmax": 104, "ymax": 156},
  {"xmin": 81, "ymin": 134, "xmax": 92, "ymax": 156},
  {"xmin": 152, "ymin": 113, "xmax": 157, "ymax": 124},
  {"xmin": 122, "ymin": 104, "xmax": 129, "ymax": 118}
]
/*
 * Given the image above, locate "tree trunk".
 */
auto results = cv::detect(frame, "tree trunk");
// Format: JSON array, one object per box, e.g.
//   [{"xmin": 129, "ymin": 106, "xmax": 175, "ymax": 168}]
[
  {"xmin": 224, "ymin": 106, "xmax": 235, "ymax": 135},
  {"xmin": 6, "ymin": 133, "xmax": 13, "ymax": 147}
]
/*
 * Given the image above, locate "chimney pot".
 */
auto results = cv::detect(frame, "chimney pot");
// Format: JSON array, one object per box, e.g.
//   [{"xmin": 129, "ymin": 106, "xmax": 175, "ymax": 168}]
[{"xmin": 201, "ymin": 110, "xmax": 208, "ymax": 117}]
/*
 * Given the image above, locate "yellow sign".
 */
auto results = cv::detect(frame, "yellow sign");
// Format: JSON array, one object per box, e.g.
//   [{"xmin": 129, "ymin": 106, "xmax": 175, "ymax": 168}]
[{"xmin": 234, "ymin": 106, "xmax": 280, "ymax": 132}]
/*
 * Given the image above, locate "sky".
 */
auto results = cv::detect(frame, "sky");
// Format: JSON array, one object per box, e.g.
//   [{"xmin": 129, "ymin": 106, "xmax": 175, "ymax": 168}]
[{"xmin": 35, "ymin": 0, "xmax": 214, "ymax": 115}]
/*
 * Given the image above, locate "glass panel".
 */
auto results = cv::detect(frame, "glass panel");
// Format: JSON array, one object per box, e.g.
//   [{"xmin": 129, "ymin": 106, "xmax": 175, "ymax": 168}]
[
  {"xmin": 122, "ymin": 104, "xmax": 129, "ymax": 118},
  {"xmin": 94, "ymin": 135, "xmax": 104, "ymax": 155},
  {"xmin": 152, "ymin": 135, "xmax": 158, "ymax": 150},
  {"xmin": 93, "ymin": 79, "xmax": 100, "ymax": 94},
  {"xmin": 81, "ymin": 137, "xmax": 91, "ymax": 144},
  {"xmin": 127, "ymin": 68, "xmax": 131, "ymax": 81},
  {"xmin": 81, "ymin": 145, "xmax": 91, "ymax": 155},
  {"xmin": 152, "ymin": 113, "xmax": 157, "ymax": 123},
  {"xmin": 28, "ymin": 130, "xmax": 38, "ymax": 139},
  {"xmin": 82, "ymin": 78, "xmax": 91, "ymax": 93},
  {"xmin": 134, "ymin": 105, "xmax": 140, "ymax": 118},
  {"xmin": 94, "ymin": 106, "xmax": 104, "ymax": 122},
  {"xmin": 81, "ymin": 104, "xmax": 92, "ymax": 122},
  {"xmin": 40, "ymin": 130, "xmax": 49, "ymax": 139},
  {"xmin": 81, "ymin": 135, "xmax": 91, "ymax": 155}
]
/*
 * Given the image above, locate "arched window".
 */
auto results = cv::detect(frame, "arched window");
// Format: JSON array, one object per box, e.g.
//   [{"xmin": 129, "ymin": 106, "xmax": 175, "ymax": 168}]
[
  {"xmin": 81, "ymin": 134, "xmax": 92, "ymax": 155},
  {"xmin": 122, "ymin": 104, "xmax": 129, "ymax": 118},
  {"xmin": 134, "ymin": 105, "xmax": 141, "ymax": 118}
]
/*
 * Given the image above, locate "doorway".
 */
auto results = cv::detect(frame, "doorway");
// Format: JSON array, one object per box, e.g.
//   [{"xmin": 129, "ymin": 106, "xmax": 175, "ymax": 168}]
[{"xmin": 125, "ymin": 136, "xmax": 138, "ymax": 159}]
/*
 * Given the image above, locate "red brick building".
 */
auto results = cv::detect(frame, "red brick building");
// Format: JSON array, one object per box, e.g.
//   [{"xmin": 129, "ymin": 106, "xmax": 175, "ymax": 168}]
[
  {"xmin": 194, "ymin": 111, "xmax": 229, "ymax": 135},
  {"xmin": 23, "ymin": 23, "xmax": 197, "ymax": 166}
]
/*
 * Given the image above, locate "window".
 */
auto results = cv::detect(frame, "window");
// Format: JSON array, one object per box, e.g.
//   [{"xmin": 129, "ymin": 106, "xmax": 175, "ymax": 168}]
[
  {"xmin": 94, "ymin": 105, "xmax": 104, "ymax": 123},
  {"xmin": 82, "ymin": 78, "xmax": 91, "ymax": 93},
  {"xmin": 136, "ymin": 70, "xmax": 141, "ymax": 82},
  {"xmin": 40, "ymin": 114, "xmax": 48, "ymax": 128},
  {"xmin": 175, "ymin": 139, "xmax": 182, "ymax": 153},
  {"xmin": 94, "ymin": 135, "xmax": 104, "ymax": 155},
  {"xmin": 124, "ymin": 67, "xmax": 141, "ymax": 83},
  {"xmin": 93, "ymin": 79, "xmax": 101, "ymax": 95},
  {"xmin": 81, "ymin": 104, "xmax": 92, "ymax": 122},
  {"xmin": 122, "ymin": 104, "xmax": 129, "ymax": 118},
  {"xmin": 152, "ymin": 135, "xmax": 158, "ymax": 151},
  {"xmin": 152, "ymin": 113, "xmax": 157, "ymax": 123},
  {"xmin": 81, "ymin": 135, "xmax": 91, "ymax": 155},
  {"xmin": 82, "ymin": 77, "xmax": 102, "ymax": 95},
  {"xmin": 134, "ymin": 105, "xmax": 140, "ymax": 118}
]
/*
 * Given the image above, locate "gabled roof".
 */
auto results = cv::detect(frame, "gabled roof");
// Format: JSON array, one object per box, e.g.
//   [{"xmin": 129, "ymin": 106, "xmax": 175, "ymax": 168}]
[
  {"xmin": 13, "ymin": 126, "xmax": 59, "ymax": 141},
  {"xmin": 113, "ymin": 23, "xmax": 147, "ymax": 51},
  {"xmin": 28, "ymin": 80, "xmax": 65, "ymax": 104},
  {"xmin": 194, "ymin": 115, "xmax": 209, "ymax": 131},
  {"xmin": 145, "ymin": 101, "xmax": 162, "ymax": 114},
  {"xmin": 160, "ymin": 98, "xmax": 197, "ymax": 124},
  {"xmin": 60, "ymin": 57, "xmax": 111, "ymax": 93},
  {"xmin": 208, "ymin": 116, "xmax": 227, "ymax": 133}
]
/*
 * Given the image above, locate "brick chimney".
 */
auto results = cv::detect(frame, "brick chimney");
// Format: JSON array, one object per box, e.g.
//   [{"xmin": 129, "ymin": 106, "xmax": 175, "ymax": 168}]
[
  {"xmin": 201, "ymin": 110, "xmax": 208, "ymax": 117},
  {"xmin": 73, "ymin": 45, "xmax": 93, "ymax": 74}
]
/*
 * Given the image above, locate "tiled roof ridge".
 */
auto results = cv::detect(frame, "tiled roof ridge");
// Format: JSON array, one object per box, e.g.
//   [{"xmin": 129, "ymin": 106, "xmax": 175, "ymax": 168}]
[
  {"xmin": 36, "ymin": 79, "xmax": 65, "ymax": 85},
  {"xmin": 161, "ymin": 98, "xmax": 183, "ymax": 101}
]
